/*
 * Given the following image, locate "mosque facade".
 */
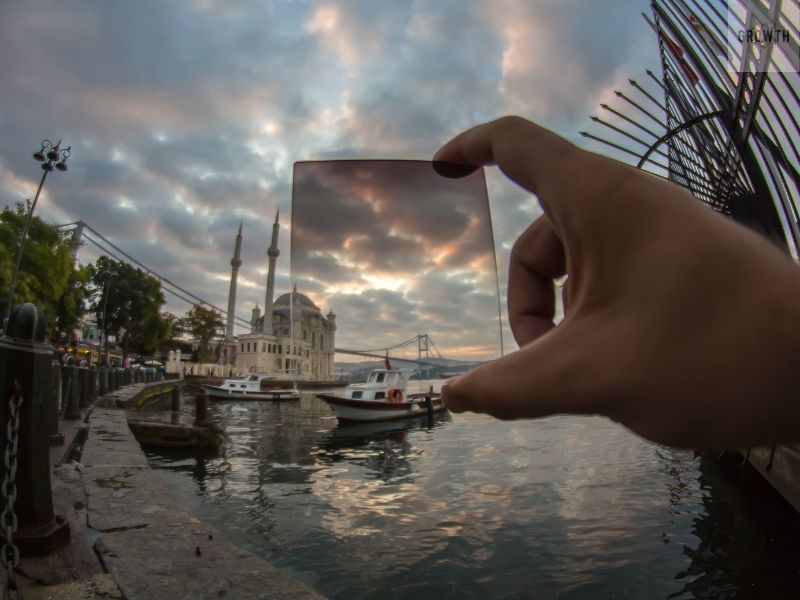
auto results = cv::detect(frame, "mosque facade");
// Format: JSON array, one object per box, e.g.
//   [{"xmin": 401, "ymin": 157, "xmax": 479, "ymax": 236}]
[{"xmin": 226, "ymin": 211, "xmax": 337, "ymax": 380}]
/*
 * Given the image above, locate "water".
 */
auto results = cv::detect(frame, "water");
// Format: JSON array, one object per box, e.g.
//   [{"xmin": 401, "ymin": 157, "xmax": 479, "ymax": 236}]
[{"xmin": 146, "ymin": 385, "xmax": 800, "ymax": 599}]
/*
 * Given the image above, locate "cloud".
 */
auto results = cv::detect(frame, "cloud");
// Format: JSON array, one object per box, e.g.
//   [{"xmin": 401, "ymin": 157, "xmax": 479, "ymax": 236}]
[
  {"xmin": 0, "ymin": 0, "xmax": 660, "ymax": 351},
  {"xmin": 291, "ymin": 160, "xmax": 502, "ymax": 358}
]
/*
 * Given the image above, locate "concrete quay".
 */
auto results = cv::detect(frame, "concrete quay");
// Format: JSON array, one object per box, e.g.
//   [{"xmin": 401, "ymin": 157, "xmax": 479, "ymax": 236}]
[{"xmin": 16, "ymin": 382, "xmax": 325, "ymax": 600}]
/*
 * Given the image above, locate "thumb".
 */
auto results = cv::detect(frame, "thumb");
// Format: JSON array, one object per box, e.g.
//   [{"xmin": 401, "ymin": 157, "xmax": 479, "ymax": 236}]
[{"xmin": 442, "ymin": 319, "xmax": 605, "ymax": 420}]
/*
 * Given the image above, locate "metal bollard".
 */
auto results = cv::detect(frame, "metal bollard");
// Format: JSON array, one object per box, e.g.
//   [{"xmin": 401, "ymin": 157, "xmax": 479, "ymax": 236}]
[
  {"xmin": 194, "ymin": 388, "xmax": 208, "ymax": 426},
  {"xmin": 60, "ymin": 364, "xmax": 70, "ymax": 414},
  {"xmin": 64, "ymin": 366, "xmax": 81, "ymax": 420},
  {"xmin": 171, "ymin": 386, "xmax": 180, "ymax": 412},
  {"xmin": 0, "ymin": 304, "xmax": 70, "ymax": 557},
  {"xmin": 79, "ymin": 368, "xmax": 90, "ymax": 408},
  {"xmin": 171, "ymin": 386, "xmax": 181, "ymax": 424},
  {"xmin": 53, "ymin": 362, "xmax": 62, "ymax": 415},
  {"xmin": 47, "ymin": 361, "xmax": 64, "ymax": 445},
  {"xmin": 98, "ymin": 367, "xmax": 107, "ymax": 396},
  {"xmin": 88, "ymin": 367, "xmax": 97, "ymax": 403}
]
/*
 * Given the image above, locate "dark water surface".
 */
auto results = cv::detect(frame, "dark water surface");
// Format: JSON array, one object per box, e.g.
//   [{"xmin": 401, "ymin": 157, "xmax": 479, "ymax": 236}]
[{"xmin": 146, "ymin": 386, "xmax": 800, "ymax": 599}]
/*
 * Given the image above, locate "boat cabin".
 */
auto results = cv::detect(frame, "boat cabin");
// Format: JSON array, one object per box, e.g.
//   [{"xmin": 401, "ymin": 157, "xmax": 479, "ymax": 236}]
[
  {"xmin": 220, "ymin": 373, "xmax": 277, "ymax": 391},
  {"xmin": 346, "ymin": 369, "xmax": 415, "ymax": 401}
]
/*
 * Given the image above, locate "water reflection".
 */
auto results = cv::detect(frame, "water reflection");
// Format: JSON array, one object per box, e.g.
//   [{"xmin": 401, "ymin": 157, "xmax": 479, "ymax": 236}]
[
  {"xmin": 147, "ymin": 394, "xmax": 800, "ymax": 599},
  {"xmin": 315, "ymin": 413, "xmax": 451, "ymax": 483},
  {"xmin": 668, "ymin": 454, "xmax": 800, "ymax": 599}
]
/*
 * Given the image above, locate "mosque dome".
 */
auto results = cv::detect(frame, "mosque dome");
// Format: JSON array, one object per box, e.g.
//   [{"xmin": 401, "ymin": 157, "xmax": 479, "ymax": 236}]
[{"xmin": 274, "ymin": 292, "xmax": 318, "ymax": 309}]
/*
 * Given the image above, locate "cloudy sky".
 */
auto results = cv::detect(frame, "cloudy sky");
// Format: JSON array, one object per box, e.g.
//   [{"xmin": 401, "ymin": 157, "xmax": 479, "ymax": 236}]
[
  {"xmin": 0, "ymin": 0, "xmax": 662, "ymax": 361},
  {"xmin": 293, "ymin": 160, "xmax": 500, "ymax": 357}
]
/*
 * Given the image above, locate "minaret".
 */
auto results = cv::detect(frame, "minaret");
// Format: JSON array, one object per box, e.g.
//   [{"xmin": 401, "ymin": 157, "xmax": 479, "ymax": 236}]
[
  {"xmin": 264, "ymin": 209, "xmax": 280, "ymax": 333},
  {"xmin": 226, "ymin": 221, "xmax": 243, "ymax": 340},
  {"xmin": 250, "ymin": 304, "xmax": 261, "ymax": 331}
]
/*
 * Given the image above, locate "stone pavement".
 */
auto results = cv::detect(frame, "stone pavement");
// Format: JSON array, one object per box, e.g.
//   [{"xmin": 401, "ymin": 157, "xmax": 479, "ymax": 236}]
[{"xmin": 16, "ymin": 383, "xmax": 325, "ymax": 600}]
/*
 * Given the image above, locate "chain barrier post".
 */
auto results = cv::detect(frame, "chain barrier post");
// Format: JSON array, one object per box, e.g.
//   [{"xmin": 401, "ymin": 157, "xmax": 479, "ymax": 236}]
[
  {"xmin": 53, "ymin": 362, "xmax": 62, "ymax": 416},
  {"xmin": 59, "ymin": 364, "xmax": 70, "ymax": 416},
  {"xmin": 78, "ymin": 368, "xmax": 90, "ymax": 408},
  {"xmin": 0, "ymin": 304, "xmax": 69, "ymax": 567},
  {"xmin": 47, "ymin": 361, "xmax": 64, "ymax": 446},
  {"xmin": 98, "ymin": 367, "xmax": 107, "ymax": 397},
  {"xmin": 63, "ymin": 366, "xmax": 80, "ymax": 421},
  {"xmin": 88, "ymin": 366, "xmax": 97, "ymax": 404}
]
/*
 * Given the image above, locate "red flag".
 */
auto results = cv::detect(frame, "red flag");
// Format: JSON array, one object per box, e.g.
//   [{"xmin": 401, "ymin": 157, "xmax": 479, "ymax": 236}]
[
  {"xmin": 659, "ymin": 29, "xmax": 700, "ymax": 85},
  {"xmin": 384, "ymin": 355, "xmax": 392, "ymax": 370}
]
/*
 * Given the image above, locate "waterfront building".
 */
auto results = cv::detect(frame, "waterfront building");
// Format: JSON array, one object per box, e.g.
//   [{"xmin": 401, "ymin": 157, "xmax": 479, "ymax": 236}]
[{"xmin": 235, "ymin": 211, "xmax": 336, "ymax": 380}]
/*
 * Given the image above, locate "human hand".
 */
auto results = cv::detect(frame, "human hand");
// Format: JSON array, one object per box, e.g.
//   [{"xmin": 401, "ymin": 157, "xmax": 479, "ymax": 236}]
[{"xmin": 434, "ymin": 116, "xmax": 800, "ymax": 450}]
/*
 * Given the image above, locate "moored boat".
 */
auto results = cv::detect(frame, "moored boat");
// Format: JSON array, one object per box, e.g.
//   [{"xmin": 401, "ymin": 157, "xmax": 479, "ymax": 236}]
[
  {"xmin": 317, "ymin": 368, "xmax": 445, "ymax": 423},
  {"xmin": 203, "ymin": 373, "xmax": 300, "ymax": 401}
]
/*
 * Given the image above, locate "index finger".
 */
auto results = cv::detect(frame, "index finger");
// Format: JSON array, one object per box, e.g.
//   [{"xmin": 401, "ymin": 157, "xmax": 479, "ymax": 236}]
[{"xmin": 433, "ymin": 116, "xmax": 633, "ymax": 238}]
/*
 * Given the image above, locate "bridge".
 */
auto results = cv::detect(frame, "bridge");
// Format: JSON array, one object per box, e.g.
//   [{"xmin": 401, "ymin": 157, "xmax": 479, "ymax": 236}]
[{"xmin": 334, "ymin": 334, "xmax": 479, "ymax": 379}]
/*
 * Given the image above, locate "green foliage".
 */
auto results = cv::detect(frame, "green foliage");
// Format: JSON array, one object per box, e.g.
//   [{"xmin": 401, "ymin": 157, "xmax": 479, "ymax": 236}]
[
  {"xmin": 54, "ymin": 264, "xmax": 92, "ymax": 338},
  {"xmin": 0, "ymin": 203, "xmax": 85, "ymax": 339},
  {"xmin": 181, "ymin": 305, "xmax": 224, "ymax": 362},
  {"xmin": 160, "ymin": 312, "xmax": 181, "ymax": 345},
  {"xmin": 89, "ymin": 256, "xmax": 169, "ymax": 358}
]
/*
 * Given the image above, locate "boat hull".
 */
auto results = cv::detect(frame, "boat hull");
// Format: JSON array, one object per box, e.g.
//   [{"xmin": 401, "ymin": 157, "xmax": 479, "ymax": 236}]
[
  {"xmin": 317, "ymin": 393, "xmax": 445, "ymax": 423},
  {"xmin": 202, "ymin": 384, "xmax": 300, "ymax": 401}
]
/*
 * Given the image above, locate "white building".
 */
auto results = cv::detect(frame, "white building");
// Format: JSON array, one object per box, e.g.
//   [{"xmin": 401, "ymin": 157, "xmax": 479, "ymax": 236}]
[{"xmin": 234, "ymin": 212, "xmax": 336, "ymax": 380}]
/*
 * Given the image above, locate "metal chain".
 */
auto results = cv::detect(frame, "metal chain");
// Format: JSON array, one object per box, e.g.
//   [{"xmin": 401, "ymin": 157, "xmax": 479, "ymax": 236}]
[{"xmin": 1, "ymin": 382, "xmax": 22, "ymax": 600}]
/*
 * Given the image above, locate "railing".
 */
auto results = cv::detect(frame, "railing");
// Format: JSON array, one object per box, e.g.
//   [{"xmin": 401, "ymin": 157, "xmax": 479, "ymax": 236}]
[{"xmin": 0, "ymin": 303, "xmax": 167, "ymax": 596}]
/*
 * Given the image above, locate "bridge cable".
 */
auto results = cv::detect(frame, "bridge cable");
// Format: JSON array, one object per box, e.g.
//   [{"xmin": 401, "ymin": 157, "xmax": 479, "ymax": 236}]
[{"xmin": 80, "ymin": 229, "xmax": 252, "ymax": 328}]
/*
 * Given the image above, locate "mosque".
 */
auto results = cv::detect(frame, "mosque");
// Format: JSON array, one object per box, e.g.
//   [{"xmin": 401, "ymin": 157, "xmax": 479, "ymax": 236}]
[{"xmin": 221, "ymin": 212, "xmax": 337, "ymax": 380}]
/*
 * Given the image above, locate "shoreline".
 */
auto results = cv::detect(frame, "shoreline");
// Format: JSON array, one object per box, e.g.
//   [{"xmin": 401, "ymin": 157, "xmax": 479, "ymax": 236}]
[{"xmin": 15, "ymin": 381, "xmax": 325, "ymax": 600}]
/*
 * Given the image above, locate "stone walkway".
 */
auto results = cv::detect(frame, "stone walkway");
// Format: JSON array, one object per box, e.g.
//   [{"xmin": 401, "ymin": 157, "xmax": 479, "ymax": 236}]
[{"xmin": 17, "ymin": 382, "xmax": 325, "ymax": 600}]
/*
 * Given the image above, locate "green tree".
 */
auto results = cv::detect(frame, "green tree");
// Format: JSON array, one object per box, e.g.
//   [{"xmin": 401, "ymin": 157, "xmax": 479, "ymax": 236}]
[
  {"xmin": 54, "ymin": 265, "xmax": 92, "ymax": 340},
  {"xmin": 181, "ymin": 305, "xmax": 224, "ymax": 363},
  {"xmin": 160, "ymin": 312, "xmax": 183, "ymax": 347},
  {"xmin": 0, "ymin": 203, "xmax": 87, "ymax": 340},
  {"xmin": 89, "ymin": 256, "xmax": 169, "ymax": 361}
]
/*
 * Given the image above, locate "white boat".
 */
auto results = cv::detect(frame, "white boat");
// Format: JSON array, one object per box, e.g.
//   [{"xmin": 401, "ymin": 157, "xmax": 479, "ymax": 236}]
[
  {"xmin": 202, "ymin": 373, "xmax": 300, "ymax": 401},
  {"xmin": 317, "ymin": 368, "xmax": 445, "ymax": 423}
]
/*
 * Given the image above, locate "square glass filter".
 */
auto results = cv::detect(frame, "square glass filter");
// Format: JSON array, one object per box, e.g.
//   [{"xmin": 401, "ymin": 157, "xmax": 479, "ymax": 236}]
[{"xmin": 291, "ymin": 160, "xmax": 503, "ymax": 381}]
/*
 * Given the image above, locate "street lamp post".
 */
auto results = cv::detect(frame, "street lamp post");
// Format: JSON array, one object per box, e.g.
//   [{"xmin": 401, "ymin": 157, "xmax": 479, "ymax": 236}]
[{"xmin": 2, "ymin": 140, "xmax": 71, "ymax": 329}]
